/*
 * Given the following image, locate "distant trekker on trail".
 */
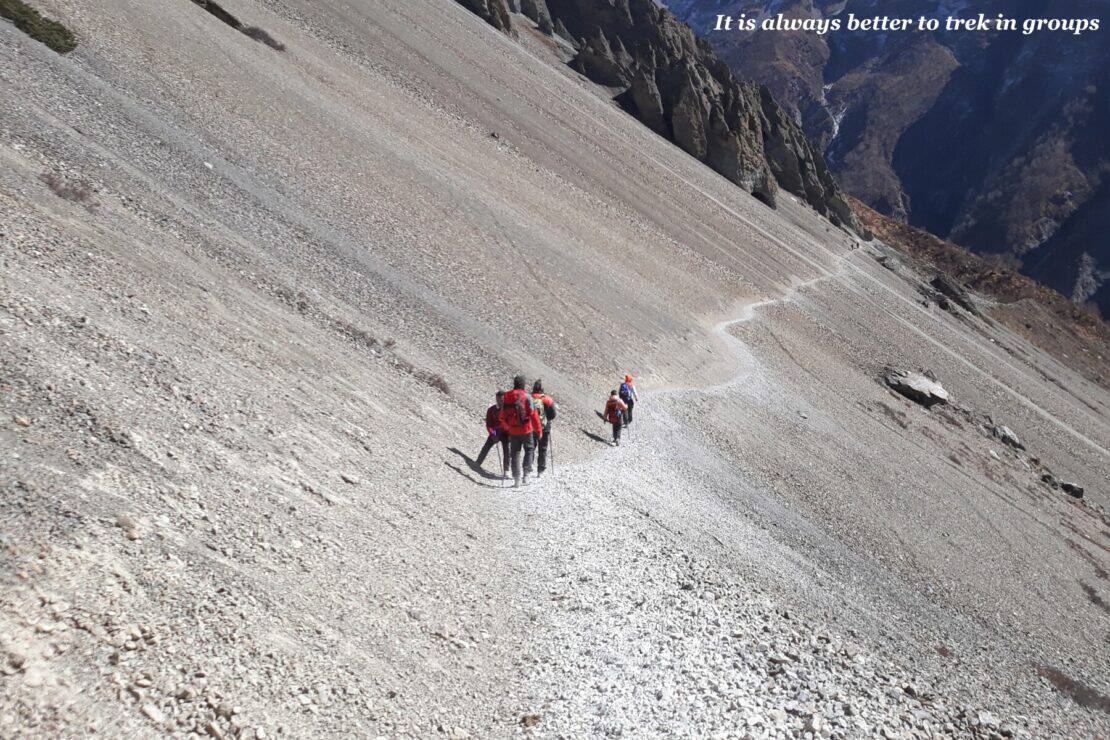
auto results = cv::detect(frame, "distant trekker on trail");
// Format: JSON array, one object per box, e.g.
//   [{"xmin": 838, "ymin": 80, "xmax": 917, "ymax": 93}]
[
  {"xmin": 619, "ymin": 374, "xmax": 638, "ymax": 427},
  {"xmin": 501, "ymin": 375, "xmax": 543, "ymax": 487},
  {"xmin": 604, "ymin": 390, "xmax": 628, "ymax": 447},
  {"xmin": 530, "ymin": 380, "xmax": 557, "ymax": 479},
  {"xmin": 475, "ymin": 390, "xmax": 509, "ymax": 475}
]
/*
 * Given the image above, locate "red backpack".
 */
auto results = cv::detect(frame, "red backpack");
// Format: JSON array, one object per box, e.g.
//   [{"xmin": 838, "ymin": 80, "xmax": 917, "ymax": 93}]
[{"xmin": 501, "ymin": 390, "xmax": 531, "ymax": 428}]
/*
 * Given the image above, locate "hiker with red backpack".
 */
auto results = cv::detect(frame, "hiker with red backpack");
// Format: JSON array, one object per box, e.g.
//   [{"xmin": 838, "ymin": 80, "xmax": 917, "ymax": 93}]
[
  {"xmin": 619, "ymin": 374, "xmax": 638, "ymax": 427},
  {"xmin": 530, "ymin": 380, "xmax": 557, "ymax": 479},
  {"xmin": 500, "ymin": 375, "xmax": 543, "ymax": 487},
  {"xmin": 475, "ymin": 390, "xmax": 509, "ymax": 475},
  {"xmin": 604, "ymin": 390, "xmax": 628, "ymax": 446}
]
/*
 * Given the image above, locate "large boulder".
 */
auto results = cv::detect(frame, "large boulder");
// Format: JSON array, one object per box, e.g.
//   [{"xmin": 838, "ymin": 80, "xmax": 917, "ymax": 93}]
[
  {"xmin": 884, "ymin": 369, "xmax": 950, "ymax": 408},
  {"xmin": 1060, "ymin": 481, "xmax": 1085, "ymax": 499},
  {"xmin": 992, "ymin": 425, "xmax": 1025, "ymax": 450}
]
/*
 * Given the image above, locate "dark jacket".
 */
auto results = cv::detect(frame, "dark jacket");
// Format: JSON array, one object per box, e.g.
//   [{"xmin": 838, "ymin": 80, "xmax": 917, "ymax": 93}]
[{"xmin": 484, "ymin": 404, "xmax": 506, "ymax": 435}]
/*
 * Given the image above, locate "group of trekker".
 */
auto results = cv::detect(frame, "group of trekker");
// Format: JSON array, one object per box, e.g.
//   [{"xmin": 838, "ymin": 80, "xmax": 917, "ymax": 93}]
[{"xmin": 476, "ymin": 373, "xmax": 639, "ymax": 487}]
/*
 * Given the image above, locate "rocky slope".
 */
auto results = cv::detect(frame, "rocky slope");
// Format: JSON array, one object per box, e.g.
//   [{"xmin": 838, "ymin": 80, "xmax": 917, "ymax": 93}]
[
  {"xmin": 458, "ymin": 0, "xmax": 861, "ymax": 229},
  {"xmin": 851, "ymin": 196, "xmax": 1110, "ymax": 390},
  {"xmin": 2, "ymin": 0, "xmax": 1109, "ymax": 737},
  {"xmin": 666, "ymin": 0, "xmax": 1110, "ymax": 314}
]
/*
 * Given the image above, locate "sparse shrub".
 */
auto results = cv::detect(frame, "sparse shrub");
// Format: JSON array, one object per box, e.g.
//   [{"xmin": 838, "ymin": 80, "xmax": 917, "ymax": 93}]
[
  {"xmin": 39, "ymin": 172, "xmax": 96, "ymax": 211},
  {"xmin": 240, "ymin": 25, "xmax": 285, "ymax": 51},
  {"xmin": 273, "ymin": 286, "xmax": 311, "ymax": 313},
  {"xmin": 0, "ymin": 0, "xmax": 76, "ymax": 54},
  {"xmin": 333, "ymin": 319, "xmax": 380, "ymax": 350},
  {"xmin": 427, "ymin": 374, "xmax": 450, "ymax": 395},
  {"xmin": 320, "ymin": 316, "xmax": 449, "ymax": 394}
]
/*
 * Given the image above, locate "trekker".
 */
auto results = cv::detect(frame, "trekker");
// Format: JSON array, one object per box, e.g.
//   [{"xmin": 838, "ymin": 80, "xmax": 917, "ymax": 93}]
[
  {"xmin": 619, "ymin": 374, "xmax": 638, "ymax": 427},
  {"xmin": 475, "ymin": 391, "xmax": 509, "ymax": 475},
  {"xmin": 530, "ymin": 380, "xmax": 557, "ymax": 478},
  {"xmin": 604, "ymin": 390, "xmax": 628, "ymax": 446},
  {"xmin": 500, "ymin": 375, "xmax": 543, "ymax": 487}
]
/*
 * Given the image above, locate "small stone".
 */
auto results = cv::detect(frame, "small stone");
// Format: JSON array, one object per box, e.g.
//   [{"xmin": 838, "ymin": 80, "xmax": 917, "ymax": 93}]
[
  {"xmin": 976, "ymin": 710, "xmax": 998, "ymax": 728},
  {"xmin": 13, "ymin": 416, "xmax": 32, "ymax": 427},
  {"xmin": 804, "ymin": 714, "xmax": 824, "ymax": 733},
  {"xmin": 340, "ymin": 473, "xmax": 360, "ymax": 485},
  {"xmin": 141, "ymin": 704, "xmax": 166, "ymax": 724}
]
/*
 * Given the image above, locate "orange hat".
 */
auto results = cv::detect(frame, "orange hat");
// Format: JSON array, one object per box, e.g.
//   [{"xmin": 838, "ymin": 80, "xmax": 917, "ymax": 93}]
[{"xmin": 624, "ymin": 375, "xmax": 632, "ymax": 382}]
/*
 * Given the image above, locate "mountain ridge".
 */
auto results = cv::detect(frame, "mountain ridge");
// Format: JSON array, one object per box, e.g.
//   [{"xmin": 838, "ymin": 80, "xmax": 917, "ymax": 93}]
[
  {"xmin": 457, "ymin": 0, "xmax": 862, "ymax": 230},
  {"xmin": 665, "ymin": 0, "xmax": 1110, "ymax": 315}
]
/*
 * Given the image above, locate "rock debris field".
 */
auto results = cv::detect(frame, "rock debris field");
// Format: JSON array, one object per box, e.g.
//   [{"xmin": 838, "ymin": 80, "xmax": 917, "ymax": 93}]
[{"xmin": 1, "ymin": 0, "xmax": 1108, "ymax": 738}]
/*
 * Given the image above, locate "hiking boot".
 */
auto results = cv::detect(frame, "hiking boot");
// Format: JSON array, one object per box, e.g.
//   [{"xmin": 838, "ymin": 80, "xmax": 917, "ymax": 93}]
[
  {"xmin": 522, "ymin": 475, "xmax": 531, "ymax": 486},
  {"xmin": 512, "ymin": 477, "xmax": 521, "ymax": 488},
  {"xmin": 535, "ymin": 470, "xmax": 544, "ymax": 480}
]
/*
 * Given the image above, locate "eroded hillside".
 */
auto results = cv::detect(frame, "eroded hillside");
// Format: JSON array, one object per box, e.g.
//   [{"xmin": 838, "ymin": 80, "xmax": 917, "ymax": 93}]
[{"xmin": 1, "ymin": 1, "xmax": 1108, "ymax": 737}]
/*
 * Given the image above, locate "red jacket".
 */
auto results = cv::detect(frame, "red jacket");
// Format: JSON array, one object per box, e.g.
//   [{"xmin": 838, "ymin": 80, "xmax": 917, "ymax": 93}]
[
  {"xmin": 604, "ymin": 396, "xmax": 627, "ymax": 424},
  {"xmin": 500, "ymin": 388, "xmax": 542, "ymax": 437}
]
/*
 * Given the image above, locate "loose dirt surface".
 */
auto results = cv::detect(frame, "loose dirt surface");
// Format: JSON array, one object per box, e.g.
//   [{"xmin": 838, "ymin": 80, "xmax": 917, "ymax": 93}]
[{"xmin": 1, "ymin": 1, "xmax": 1108, "ymax": 738}]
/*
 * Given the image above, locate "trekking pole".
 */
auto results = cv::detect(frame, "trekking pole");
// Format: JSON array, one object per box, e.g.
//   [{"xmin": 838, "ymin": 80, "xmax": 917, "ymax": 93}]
[
  {"xmin": 550, "ymin": 430, "xmax": 555, "ymax": 475},
  {"xmin": 496, "ymin": 442, "xmax": 504, "ymax": 488}
]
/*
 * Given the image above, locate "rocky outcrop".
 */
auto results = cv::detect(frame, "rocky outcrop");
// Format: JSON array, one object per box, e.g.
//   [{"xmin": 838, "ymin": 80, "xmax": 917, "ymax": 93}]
[
  {"xmin": 929, "ymin": 274, "xmax": 980, "ymax": 317},
  {"xmin": 455, "ymin": 0, "xmax": 513, "ymax": 34},
  {"xmin": 1041, "ymin": 472, "xmax": 1085, "ymax": 500},
  {"xmin": 520, "ymin": 0, "xmax": 554, "ymax": 35},
  {"xmin": 455, "ymin": 0, "xmax": 860, "ymax": 230}
]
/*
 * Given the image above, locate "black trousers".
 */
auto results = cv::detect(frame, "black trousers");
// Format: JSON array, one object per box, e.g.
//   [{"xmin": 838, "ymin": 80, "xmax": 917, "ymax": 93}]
[
  {"xmin": 509, "ymin": 433, "xmax": 535, "ymax": 481},
  {"xmin": 534, "ymin": 427, "xmax": 552, "ymax": 473},
  {"xmin": 476, "ymin": 433, "xmax": 509, "ymax": 469},
  {"xmin": 611, "ymin": 421, "xmax": 622, "ymax": 443},
  {"xmin": 623, "ymin": 399, "xmax": 635, "ymax": 426}
]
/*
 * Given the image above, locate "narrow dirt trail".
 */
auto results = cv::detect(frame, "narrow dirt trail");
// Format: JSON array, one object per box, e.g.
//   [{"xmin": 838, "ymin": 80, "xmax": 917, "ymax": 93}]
[{"xmin": 502, "ymin": 265, "xmax": 980, "ymax": 737}]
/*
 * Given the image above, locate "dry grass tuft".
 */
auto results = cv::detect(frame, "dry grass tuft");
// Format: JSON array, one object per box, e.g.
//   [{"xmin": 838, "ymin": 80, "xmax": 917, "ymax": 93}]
[{"xmin": 39, "ymin": 172, "xmax": 97, "ymax": 211}]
